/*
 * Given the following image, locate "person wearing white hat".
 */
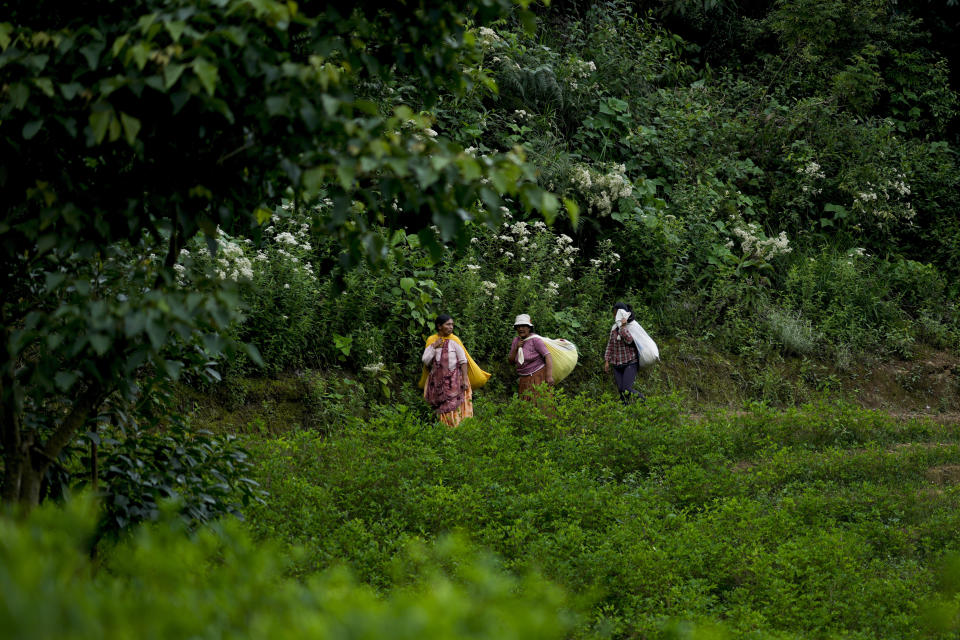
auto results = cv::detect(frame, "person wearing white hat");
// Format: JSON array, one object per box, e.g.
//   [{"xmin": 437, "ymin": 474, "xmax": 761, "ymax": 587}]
[{"xmin": 507, "ymin": 313, "xmax": 554, "ymax": 401}]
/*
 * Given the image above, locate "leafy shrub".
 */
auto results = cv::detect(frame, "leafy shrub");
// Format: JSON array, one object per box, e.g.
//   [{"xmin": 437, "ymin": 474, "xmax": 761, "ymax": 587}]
[
  {"xmin": 87, "ymin": 416, "xmax": 264, "ymax": 538},
  {"xmin": 784, "ymin": 249, "xmax": 904, "ymax": 353},
  {"xmin": 237, "ymin": 205, "xmax": 326, "ymax": 374},
  {"xmin": 244, "ymin": 394, "xmax": 960, "ymax": 638},
  {"xmin": 0, "ymin": 496, "xmax": 573, "ymax": 640}
]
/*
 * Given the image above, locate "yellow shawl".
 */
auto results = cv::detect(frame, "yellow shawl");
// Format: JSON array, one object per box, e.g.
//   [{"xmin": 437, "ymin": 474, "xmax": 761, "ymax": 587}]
[{"xmin": 417, "ymin": 333, "xmax": 491, "ymax": 389}]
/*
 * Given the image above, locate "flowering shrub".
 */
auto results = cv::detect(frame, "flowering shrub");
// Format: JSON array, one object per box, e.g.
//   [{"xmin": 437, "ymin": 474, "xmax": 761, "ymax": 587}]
[
  {"xmin": 430, "ymin": 211, "xmax": 612, "ymax": 381},
  {"xmin": 562, "ymin": 55, "xmax": 598, "ymax": 92},
  {"xmin": 476, "ymin": 25, "xmax": 503, "ymax": 47},
  {"xmin": 176, "ymin": 229, "xmax": 254, "ymax": 286},
  {"xmin": 240, "ymin": 206, "xmax": 325, "ymax": 373},
  {"xmin": 173, "ymin": 204, "xmax": 326, "ymax": 375},
  {"xmin": 730, "ymin": 219, "xmax": 793, "ymax": 264},
  {"xmin": 568, "ymin": 162, "xmax": 633, "ymax": 217},
  {"xmin": 841, "ymin": 163, "xmax": 914, "ymax": 229}
]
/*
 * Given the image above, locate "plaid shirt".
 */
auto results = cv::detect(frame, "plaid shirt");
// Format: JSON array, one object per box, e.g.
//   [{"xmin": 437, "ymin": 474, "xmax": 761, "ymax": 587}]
[{"xmin": 604, "ymin": 325, "xmax": 637, "ymax": 366}]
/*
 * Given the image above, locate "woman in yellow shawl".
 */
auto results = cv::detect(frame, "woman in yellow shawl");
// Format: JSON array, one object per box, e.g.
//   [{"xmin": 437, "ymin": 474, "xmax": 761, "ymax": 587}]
[{"xmin": 420, "ymin": 314, "xmax": 490, "ymax": 427}]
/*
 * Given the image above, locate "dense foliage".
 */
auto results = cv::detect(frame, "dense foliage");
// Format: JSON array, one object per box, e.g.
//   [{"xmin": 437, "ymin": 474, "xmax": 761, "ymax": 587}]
[
  {"xmin": 5, "ymin": 0, "xmax": 960, "ymax": 638},
  {"xmin": 0, "ymin": 0, "xmax": 557, "ymax": 505},
  {"xmin": 244, "ymin": 396, "xmax": 960, "ymax": 638},
  {"xmin": 161, "ymin": 0, "xmax": 960, "ymax": 393},
  {"xmin": 6, "ymin": 401, "xmax": 960, "ymax": 639},
  {"xmin": 1, "ymin": 495, "xmax": 572, "ymax": 640}
]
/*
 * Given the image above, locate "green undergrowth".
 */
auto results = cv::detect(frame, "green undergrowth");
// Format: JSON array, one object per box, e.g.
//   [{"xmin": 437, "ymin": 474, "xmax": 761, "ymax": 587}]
[
  {"xmin": 0, "ymin": 496, "xmax": 572, "ymax": 640},
  {"xmin": 244, "ymin": 393, "xmax": 960, "ymax": 639}
]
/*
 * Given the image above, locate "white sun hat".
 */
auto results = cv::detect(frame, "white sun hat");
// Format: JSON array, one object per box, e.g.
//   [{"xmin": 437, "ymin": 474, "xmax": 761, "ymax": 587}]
[{"xmin": 513, "ymin": 313, "xmax": 533, "ymax": 327}]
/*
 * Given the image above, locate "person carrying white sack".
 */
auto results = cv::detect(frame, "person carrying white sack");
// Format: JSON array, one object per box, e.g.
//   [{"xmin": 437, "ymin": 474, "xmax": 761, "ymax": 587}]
[{"xmin": 603, "ymin": 301, "xmax": 658, "ymax": 403}]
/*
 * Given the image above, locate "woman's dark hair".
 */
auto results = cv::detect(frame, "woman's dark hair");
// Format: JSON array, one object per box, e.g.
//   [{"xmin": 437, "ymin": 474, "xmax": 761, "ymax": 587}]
[
  {"xmin": 434, "ymin": 314, "xmax": 453, "ymax": 329},
  {"xmin": 611, "ymin": 302, "xmax": 635, "ymax": 323}
]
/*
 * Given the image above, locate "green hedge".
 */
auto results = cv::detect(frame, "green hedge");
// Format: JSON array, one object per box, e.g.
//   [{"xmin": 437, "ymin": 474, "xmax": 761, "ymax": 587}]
[{"xmin": 245, "ymin": 394, "xmax": 960, "ymax": 638}]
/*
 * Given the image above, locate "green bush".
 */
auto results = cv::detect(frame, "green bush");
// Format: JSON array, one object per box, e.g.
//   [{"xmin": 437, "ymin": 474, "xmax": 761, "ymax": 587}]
[
  {"xmin": 244, "ymin": 394, "xmax": 960, "ymax": 638},
  {"xmin": 784, "ymin": 249, "xmax": 904, "ymax": 353},
  {"xmin": 91, "ymin": 417, "xmax": 264, "ymax": 537},
  {"xmin": 0, "ymin": 496, "xmax": 573, "ymax": 640}
]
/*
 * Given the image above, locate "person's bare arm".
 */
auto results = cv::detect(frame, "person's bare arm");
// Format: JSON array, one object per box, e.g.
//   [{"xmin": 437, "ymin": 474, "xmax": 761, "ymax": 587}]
[{"xmin": 545, "ymin": 353, "xmax": 554, "ymax": 385}]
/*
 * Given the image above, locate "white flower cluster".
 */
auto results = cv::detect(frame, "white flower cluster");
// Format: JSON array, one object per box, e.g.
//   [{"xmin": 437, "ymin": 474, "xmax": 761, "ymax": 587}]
[
  {"xmin": 198, "ymin": 231, "xmax": 254, "ymax": 282},
  {"xmin": 797, "ymin": 160, "xmax": 825, "ymax": 195},
  {"xmin": 570, "ymin": 163, "xmax": 633, "ymax": 217},
  {"xmin": 362, "ymin": 362, "xmax": 386, "ymax": 374},
  {"xmin": 847, "ymin": 247, "xmax": 868, "ymax": 258},
  {"xmin": 731, "ymin": 222, "xmax": 792, "ymax": 262},
  {"xmin": 590, "ymin": 238, "xmax": 621, "ymax": 272},
  {"xmin": 570, "ymin": 58, "xmax": 597, "ymax": 79},
  {"xmin": 477, "ymin": 27, "xmax": 502, "ymax": 47},
  {"xmin": 275, "ymin": 231, "xmax": 311, "ymax": 251},
  {"xmin": 798, "ymin": 160, "xmax": 825, "ymax": 179},
  {"xmin": 401, "ymin": 118, "xmax": 439, "ymax": 147},
  {"xmin": 497, "ymin": 219, "xmax": 580, "ymax": 268},
  {"xmin": 890, "ymin": 175, "xmax": 910, "ymax": 196},
  {"xmin": 850, "ymin": 169, "xmax": 914, "ymax": 224},
  {"xmin": 570, "ymin": 166, "xmax": 592, "ymax": 190},
  {"xmin": 552, "ymin": 233, "xmax": 579, "ymax": 268},
  {"xmin": 259, "ymin": 213, "xmax": 318, "ymax": 283},
  {"xmin": 466, "ymin": 209, "xmax": 581, "ymax": 298}
]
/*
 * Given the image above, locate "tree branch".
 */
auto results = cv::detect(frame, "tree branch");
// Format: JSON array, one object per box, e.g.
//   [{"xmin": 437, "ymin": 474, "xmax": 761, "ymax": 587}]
[
  {"xmin": 218, "ymin": 140, "xmax": 255, "ymax": 165},
  {"xmin": 40, "ymin": 380, "xmax": 107, "ymax": 468}
]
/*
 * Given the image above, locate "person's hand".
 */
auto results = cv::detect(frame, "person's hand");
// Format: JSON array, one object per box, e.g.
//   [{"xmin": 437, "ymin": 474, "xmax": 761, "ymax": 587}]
[
  {"xmin": 546, "ymin": 375, "xmax": 555, "ymax": 386},
  {"xmin": 603, "ymin": 361, "xmax": 610, "ymax": 373},
  {"xmin": 433, "ymin": 339, "xmax": 443, "ymax": 350}
]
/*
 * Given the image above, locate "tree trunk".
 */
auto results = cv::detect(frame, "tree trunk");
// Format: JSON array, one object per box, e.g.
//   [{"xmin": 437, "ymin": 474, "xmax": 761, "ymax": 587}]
[
  {"xmin": 0, "ymin": 323, "xmax": 24, "ymax": 503},
  {"xmin": 19, "ymin": 464, "xmax": 44, "ymax": 507},
  {"xmin": 1, "ymin": 378, "xmax": 106, "ymax": 508},
  {"xmin": 1, "ymin": 443, "xmax": 25, "ymax": 503},
  {"xmin": 1, "ymin": 438, "xmax": 42, "ymax": 507}
]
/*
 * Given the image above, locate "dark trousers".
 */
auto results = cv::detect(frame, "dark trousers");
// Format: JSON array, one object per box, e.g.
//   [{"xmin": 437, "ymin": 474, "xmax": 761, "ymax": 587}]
[{"xmin": 613, "ymin": 361, "xmax": 644, "ymax": 404}]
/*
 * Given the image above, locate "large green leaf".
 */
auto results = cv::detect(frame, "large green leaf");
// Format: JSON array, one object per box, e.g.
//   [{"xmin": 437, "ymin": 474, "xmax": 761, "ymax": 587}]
[
  {"xmin": 192, "ymin": 58, "xmax": 218, "ymax": 96},
  {"xmin": 22, "ymin": 119, "xmax": 43, "ymax": 140},
  {"xmin": 119, "ymin": 112, "xmax": 141, "ymax": 145},
  {"xmin": 89, "ymin": 106, "xmax": 113, "ymax": 144}
]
